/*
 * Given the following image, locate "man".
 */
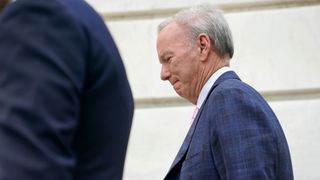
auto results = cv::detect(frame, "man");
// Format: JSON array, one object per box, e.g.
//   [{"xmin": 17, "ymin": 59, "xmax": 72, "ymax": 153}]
[
  {"xmin": 0, "ymin": 0, "xmax": 133, "ymax": 179},
  {"xmin": 156, "ymin": 4, "xmax": 293, "ymax": 180}
]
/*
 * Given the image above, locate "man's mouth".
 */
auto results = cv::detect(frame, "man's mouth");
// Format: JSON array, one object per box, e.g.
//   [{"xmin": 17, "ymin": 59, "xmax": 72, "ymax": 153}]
[{"xmin": 171, "ymin": 79, "xmax": 179, "ymax": 87}]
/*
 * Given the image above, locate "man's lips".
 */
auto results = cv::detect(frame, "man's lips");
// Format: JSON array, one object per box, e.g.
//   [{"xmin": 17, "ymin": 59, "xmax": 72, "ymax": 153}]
[
  {"xmin": 172, "ymin": 80, "xmax": 181, "ymax": 91},
  {"xmin": 170, "ymin": 79, "xmax": 178, "ymax": 86}
]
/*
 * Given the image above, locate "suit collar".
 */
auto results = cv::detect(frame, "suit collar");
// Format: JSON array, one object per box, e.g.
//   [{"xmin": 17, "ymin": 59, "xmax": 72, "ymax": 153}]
[
  {"xmin": 165, "ymin": 71, "xmax": 241, "ymax": 178},
  {"xmin": 212, "ymin": 71, "xmax": 240, "ymax": 88}
]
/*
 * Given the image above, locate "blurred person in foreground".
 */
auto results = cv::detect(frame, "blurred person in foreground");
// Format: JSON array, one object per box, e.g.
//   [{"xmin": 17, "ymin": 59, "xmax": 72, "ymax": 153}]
[
  {"xmin": 0, "ymin": 0, "xmax": 133, "ymax": 179},
  {"xmin": 156, "ymin": 4, "xmax": 293, "ymax": 180}
]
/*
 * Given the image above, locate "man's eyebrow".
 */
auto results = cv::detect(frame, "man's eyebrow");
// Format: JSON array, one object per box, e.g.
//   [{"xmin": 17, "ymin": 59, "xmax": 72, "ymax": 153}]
[{"xmin": 160, "ymin": 52, "xmax": 173, "ymax": 60}]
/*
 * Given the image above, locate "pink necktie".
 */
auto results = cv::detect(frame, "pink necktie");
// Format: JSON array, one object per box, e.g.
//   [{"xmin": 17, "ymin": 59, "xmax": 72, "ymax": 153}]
[{"xmin": 191, "ymin": 107, "xmax": 199, "ymax": 123}]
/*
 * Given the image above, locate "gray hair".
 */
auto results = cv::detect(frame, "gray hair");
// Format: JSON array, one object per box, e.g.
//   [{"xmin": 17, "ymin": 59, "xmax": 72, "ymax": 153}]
[{"xmin": 158, "ymin": 4, "xmax": 234, "ymax": 58}]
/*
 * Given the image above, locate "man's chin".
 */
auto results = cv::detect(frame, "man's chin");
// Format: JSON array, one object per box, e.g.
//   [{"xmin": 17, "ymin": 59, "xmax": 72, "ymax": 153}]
[
  {"xmin": 173, "ymin": 86, "xmax": 181, "ymax": 95},
  {"xmin": 174, "ymin": 89, "xmax": 184, "ymax": 98}
]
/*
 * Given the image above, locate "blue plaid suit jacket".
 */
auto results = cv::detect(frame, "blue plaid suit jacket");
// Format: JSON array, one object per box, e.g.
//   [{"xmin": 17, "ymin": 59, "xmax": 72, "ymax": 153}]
[{"xmin": 164, "ymin": 71, "xmax": 293, "ymax": 180}]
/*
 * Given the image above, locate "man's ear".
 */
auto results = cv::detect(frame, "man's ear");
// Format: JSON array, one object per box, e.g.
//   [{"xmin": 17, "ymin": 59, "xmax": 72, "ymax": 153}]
[{"xmin": 197, "ymin": 33, "xmax": 211, "ymax": 61}]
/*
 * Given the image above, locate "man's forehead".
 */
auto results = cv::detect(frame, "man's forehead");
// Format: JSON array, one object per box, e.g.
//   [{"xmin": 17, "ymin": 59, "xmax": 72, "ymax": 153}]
[
  {"xmin": 157, "ymin": 22, "xmax": 187, "ymax": 46},
  {"xmin": 159, "ymin": 22, "xmax": 183, "ymax": 35}
]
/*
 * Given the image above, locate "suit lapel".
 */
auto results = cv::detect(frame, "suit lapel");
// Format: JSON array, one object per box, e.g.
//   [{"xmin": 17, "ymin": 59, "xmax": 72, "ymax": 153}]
[
  {"xmin": 167, "ymin": 106, "xmax": 203, "ymax": 171},
  {"xmin": 165, "ymin": 71, "xmax": 241, "ymax": 177}
]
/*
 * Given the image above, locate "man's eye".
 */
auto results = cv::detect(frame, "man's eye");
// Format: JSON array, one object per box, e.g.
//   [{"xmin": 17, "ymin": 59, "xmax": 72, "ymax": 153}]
[{"xmin": 167, "ymin": 57, "xmax": 172, "ymax": 63}]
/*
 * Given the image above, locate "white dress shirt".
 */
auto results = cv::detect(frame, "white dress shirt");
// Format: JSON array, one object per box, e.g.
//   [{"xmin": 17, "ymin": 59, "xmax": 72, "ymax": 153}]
[{"xmin": 196, "ymin": 67, "xmax": 233, "ymax": 109}]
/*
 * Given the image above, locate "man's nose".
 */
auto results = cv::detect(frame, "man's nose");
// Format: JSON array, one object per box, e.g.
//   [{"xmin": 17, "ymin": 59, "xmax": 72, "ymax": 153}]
[{"xmin": 160, "ymin": 65, "xmax": 170, "ymax": 81}]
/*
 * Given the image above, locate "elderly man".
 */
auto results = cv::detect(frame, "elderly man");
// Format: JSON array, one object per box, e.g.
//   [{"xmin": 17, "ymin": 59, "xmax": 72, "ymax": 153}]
[{"xmin": 156, "ymin": 4, "xmax": 293, "ymax": 180}]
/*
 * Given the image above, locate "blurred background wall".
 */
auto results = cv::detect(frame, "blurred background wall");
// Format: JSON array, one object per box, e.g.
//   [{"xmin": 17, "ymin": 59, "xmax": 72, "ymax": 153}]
[{"xmin": 86, "ymin": 0, "xmax": 320, "ymax": 179}]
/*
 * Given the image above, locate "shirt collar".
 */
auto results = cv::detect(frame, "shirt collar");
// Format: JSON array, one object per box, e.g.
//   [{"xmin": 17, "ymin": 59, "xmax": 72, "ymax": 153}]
[{"xmin": 196, "ymin": 66, "xmax": 232, "ymax": 109}]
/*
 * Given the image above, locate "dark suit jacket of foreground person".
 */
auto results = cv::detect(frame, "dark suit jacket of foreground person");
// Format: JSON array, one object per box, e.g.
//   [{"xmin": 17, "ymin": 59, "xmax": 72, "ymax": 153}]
[
  {"xmin": 165, "ymin": 71, "xmax": 293, "ymax": 179},
  {"xmin": 0, "ymin": 0, "xmax": 133, "ymax": 179}
]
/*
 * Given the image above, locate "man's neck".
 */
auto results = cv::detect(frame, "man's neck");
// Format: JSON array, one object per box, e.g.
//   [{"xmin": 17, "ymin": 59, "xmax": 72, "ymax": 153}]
[{"xmin": 196, "ymin": 66, "xmax": 232, "ymax": 108}]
